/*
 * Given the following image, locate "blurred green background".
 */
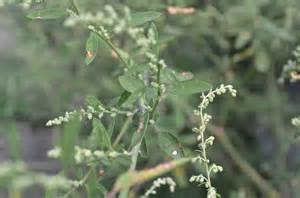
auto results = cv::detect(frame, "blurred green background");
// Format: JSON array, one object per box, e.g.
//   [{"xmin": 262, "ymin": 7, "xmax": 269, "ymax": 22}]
[{"xmin": 1, "ymin": 0, "xmax": 300, "ymax": 197}]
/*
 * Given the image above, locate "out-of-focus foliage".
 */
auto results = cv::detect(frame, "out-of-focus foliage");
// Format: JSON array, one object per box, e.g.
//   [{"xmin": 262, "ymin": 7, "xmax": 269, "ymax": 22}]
[{"xmin": 1, "ymin": 0, "xmax": 300, "ymax": 197}]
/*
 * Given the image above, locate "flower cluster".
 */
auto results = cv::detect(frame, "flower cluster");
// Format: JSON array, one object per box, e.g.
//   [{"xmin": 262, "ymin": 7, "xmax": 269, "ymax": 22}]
[
  {"xmin": 46, "ymin": 104, "xmax": 134, "ymax": 126},
  {"xmin": 47, "ymin": 146, "xmax": 62, "ymax": 159},
  {"xmin": 0, "ymin": 162, "xmax": 27, "ymax": 178},
  {"xmin": 73, "ymin": 146, "xmax": 130, "ymax": 165},
  {"xmin": 0, "ymin": 0, "xmax": 38, "ymax": 8},
  {"xmin": 0, "ymin": 161, "xmax": 72, "ymax": 190},
  {"xmin": 133, "ymin": 27, "xmax": 157, "ymax": 51},
  {"xmin": 74, "ymin": 146, "xmax": 106, "ymax": 164},
  {"xmin": 64, "ymin": 5, "xmax": 129, "ymax": 32},
  {"xmin": 291, "ymin": 116, "xmax": 300, "ymax": 129},
  {"xmin": 190, "ymin": 84, "xmax": 237, "ymax": 198},
  {"xmin": 141, "ymin": 177, "xmax": 176, "ymax": 197},
  {"xmin": 279, "ymin": 45, "xmax": 300, "ymax": 83},
  {"xmin": 65, "ymin": 5, "xmax": 160, "ymax": 53},
  {"xmin": 146, "ymin": 52, "xmax": 168, "ymax": 94},
  {"xmin": 48, "ymin": 145, "xmax": 129, "ymax": 165}
]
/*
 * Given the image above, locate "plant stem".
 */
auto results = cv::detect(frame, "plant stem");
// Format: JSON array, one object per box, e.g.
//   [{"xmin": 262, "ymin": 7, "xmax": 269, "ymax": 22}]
[
  {"xmin": 119, "ymin": 64, "xmax": 162, "ymax": 197},
  {"xmin": 113, "ymin": 117, "xmax": 132, "ymax": 146},
  {"xmin": 119, "ymin": 114, "xmax": 150, "ymax": 198},
  {"xmin": 149, "ymin": 65, "xmax": 162, "ymax": 120}
]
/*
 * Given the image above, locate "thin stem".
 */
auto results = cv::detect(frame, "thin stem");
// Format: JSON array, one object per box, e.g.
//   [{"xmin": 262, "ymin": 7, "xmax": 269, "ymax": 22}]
[
  {"xmin": 92, "ymin": 30, "xmax": 130, "ymax": 68},
  {"xmin": 149, "ymin": 65, "xmax": 162, "ymax": 120},
  {"xmin": 130, "ymin": 114, "xmax": 150, "ymax": 171},
  {"xmin": 113, "ymin": 117, "xmax": 132, "ymax": 146}
]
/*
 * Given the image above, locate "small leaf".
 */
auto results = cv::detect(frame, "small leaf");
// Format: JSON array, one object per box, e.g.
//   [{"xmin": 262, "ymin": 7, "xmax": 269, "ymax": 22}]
[
  {"xmin": 85, "ymin": 95, "xmax": 103, "ymax": 109},
  {"xmin": 85, "ymin": 32, "xmax": 99, "ymax": 65},
  {"xmin": 117, "ymin": 91, "xmax": 131, "ymax": 107},
  {"xmin": 89, "ymin": 119, "xmax": 111, "ymax": 150},
  {"xmin": 27, "ymin": 8, "xmax": 67, "ymax": 20},
  {"xmin": 118, "ymin": 74, "xmax": 145, "ymax": 93},
  {"xmin": 122, "ymin": 91, "xmax": 143, "ymax": 108},
  {"xmin": 158, "ymin": 132, "xmax": 184, "ymax": 159},
  {"xmin": 170, "ymin": 79, "xmax": 212, "ymax": 95},
  {"xmin": 140, "ymin": 138, "xmax": 149, "ymax": 158},
  {"xmin": 131, "ymin": 11, "xmax": 161, "ymax": 26},
  {"xmin": 60, "ymin": 119, "xmax": 81, "ymax": 168},
  {"xmin": 86, "ymin": 168, "xmax": 107, "ymax": 198}
]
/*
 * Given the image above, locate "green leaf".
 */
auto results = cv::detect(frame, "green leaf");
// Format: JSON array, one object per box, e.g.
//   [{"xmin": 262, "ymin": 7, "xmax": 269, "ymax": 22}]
[
  {"xmin": 86, "ymin": 168, "xmax": 107, "ymax": 198},
  {"xmin": 27, "ymin": 8, "xmax": 67, "ymax": 20},
  {"xmin": 89, "ymin": 119, "xmax": 111, "ymax": 150},
  {"xmin": 122, "ymin": 91, "xmax": 143, "ymax": 108},
  {"xmin": 131, "ymin": 11, "xmax": 161, "ymax": 26},
  {"xmin": 140, "ymin": 138, "xmax": 149, "ymax": 158},
  {"xmin": 85, "ymin": 95, "xmax": 103, "ymax": 109},
  {"xmin": 117, "ymin": 91, "xmax": 131, "ymax": 107},
  {"xmin": 118, "ymin": 74, "xmax": 145, "ymax": 93},
  {"xmin": 130, "ymin": 114, "xmax": 150, "ymax": 148},
  {"xmin": 170, "ymin": 79, "xmax": 212, "ymax": 95},
  {"xmin": 60, "ymin": 119, "xmax": 81, "ymax": 169},
  {"xmin": 107, "ymin": 117, "xmax": 116, "ymax": 137},
  {"xmin": 85, "ymin": 32, "xmax": 99, "ymax": 65},
  {"xmin": 158, "ymin": 132, "xmax": 184, "ymax": 159},
  {"xmin": 126, "ymin": 64, "xmax": 149, "ymax": 75}
]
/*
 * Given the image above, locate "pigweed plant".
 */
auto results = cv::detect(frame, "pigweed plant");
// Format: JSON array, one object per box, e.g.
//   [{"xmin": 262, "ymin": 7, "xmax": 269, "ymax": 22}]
[{"xmin": 3, "ymin": 1, "xmax": 237, "ymax": 197}]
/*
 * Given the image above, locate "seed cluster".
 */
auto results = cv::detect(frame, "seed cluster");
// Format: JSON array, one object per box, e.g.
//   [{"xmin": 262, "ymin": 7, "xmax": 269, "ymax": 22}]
[{"xmin": 190, "ymin": 84, "xmax": 237, "ymax": 198}]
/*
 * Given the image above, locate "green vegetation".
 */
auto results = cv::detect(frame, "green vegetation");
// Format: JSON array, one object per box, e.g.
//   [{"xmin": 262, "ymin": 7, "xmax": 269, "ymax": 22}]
[{"xmin": 0, "ymin": 0, "xmax": 300, "ymax": 197}]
